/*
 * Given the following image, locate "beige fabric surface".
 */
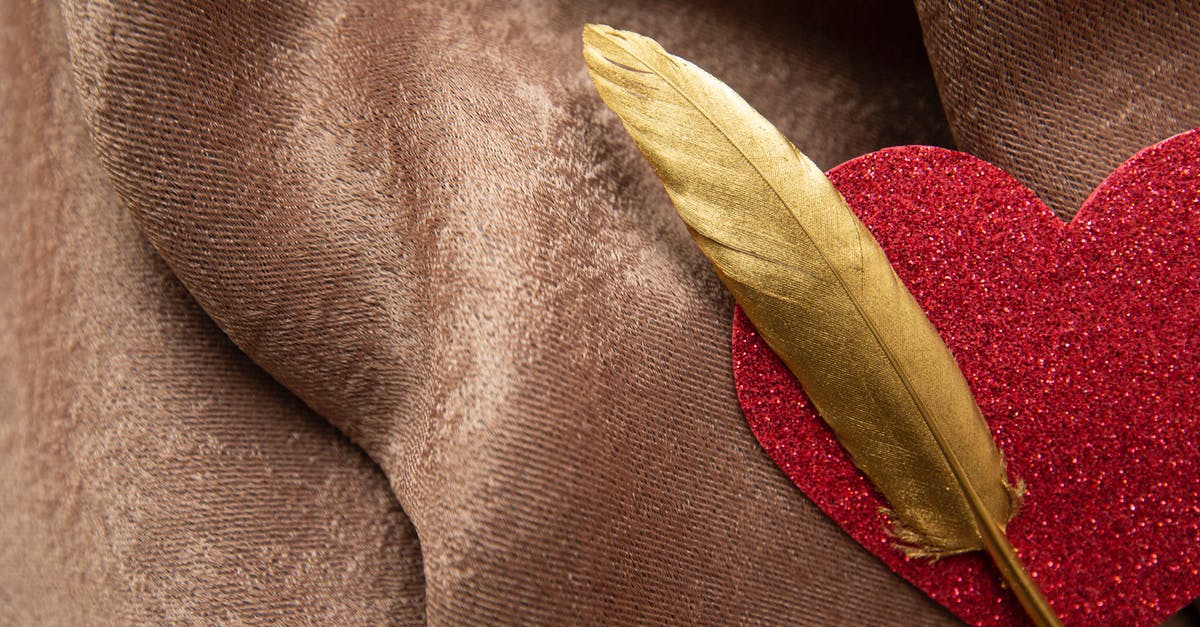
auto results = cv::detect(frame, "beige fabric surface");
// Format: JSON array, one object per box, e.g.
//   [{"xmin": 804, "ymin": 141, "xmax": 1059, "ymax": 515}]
[{"xmin": 2, "ymin": 0, "xmax": 1197, "ymax": 624}]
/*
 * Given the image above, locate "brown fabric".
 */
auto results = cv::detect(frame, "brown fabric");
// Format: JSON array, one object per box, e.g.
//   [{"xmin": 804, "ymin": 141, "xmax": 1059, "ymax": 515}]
[
  {"xmin": 41, "ymin": 0, "xmax": 959, "ymax": 623},
  {"xmin": 0, "ymin": 1, "xmax": 424, "ymax": 623},
  {"xmin": 6, "ymin": 0, "xmax": 1197, "ymax": 624},
  {"xmin": 916, "ymin": 0, "xmax": 1200, "ymax": 219}
]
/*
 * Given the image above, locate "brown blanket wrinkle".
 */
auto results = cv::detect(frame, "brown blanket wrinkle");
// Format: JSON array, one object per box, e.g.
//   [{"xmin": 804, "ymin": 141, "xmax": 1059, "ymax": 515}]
[
  {"xmin": 58, "ymin": 0, "xmax": 961, "ymax": 623},
  {"xmin": 916, "ymin": 0, "xmax": 1200, "ymax": 220},
  {"xmin": 1, "ymin": 0, "xmax": 425, "ymax": 623}
]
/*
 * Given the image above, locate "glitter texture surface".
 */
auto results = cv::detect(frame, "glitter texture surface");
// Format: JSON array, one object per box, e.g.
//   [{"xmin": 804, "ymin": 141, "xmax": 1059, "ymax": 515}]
[{"xmin": 732, "ymin": 129, "xmax": 1200, "ymax": 626}]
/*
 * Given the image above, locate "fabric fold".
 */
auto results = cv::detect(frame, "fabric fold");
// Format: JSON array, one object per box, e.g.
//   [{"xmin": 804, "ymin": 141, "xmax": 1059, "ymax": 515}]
[
  {"xmin": 0, "ymin": 0, "xmax": 425, "ymax": 622},
  {"xmin": 58, "ymin": 0, "xmax": 958, "ymax": 622},
  {"xmin": 915, "ymin": 0, "xmax": 1200, "ymax": 219}
]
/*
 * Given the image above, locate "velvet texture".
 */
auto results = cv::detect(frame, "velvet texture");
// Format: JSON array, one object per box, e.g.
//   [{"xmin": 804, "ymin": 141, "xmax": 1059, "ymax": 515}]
[
  {"xmin": 1, "ymin": 0, "xmax": 1196, "ymax": 624},
  {"xmin": 0, "ymin": 2, "xmax": 425, "ymax": 623},
  {"xmin": 915, "ymin": 0, "xmax": 1200, "ymax": 219}
]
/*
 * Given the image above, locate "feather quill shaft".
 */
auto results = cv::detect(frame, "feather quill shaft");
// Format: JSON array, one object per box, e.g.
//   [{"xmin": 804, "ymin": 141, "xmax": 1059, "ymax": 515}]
[{"xmin": 583, "ymin": 24, "xmax": 1060, "ymax": 626}]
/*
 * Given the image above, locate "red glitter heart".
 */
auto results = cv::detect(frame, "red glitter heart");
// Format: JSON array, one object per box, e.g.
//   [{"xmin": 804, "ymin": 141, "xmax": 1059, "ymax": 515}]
[{"xmin": 732, "ymin": 129, "xmax": 1200, "ymax": 626}]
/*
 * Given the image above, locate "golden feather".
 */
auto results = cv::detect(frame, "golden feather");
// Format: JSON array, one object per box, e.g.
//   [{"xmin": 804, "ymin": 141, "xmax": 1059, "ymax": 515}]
[{"xmin": 583, "ymin": 24, "xmax": 1060, "ymax": 626}]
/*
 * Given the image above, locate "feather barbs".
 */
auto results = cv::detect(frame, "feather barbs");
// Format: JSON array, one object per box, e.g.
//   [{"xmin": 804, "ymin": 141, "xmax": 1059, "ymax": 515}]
[{"xmin": 584, "ymin": 24, "xmax": 1060, "ymax": 625}]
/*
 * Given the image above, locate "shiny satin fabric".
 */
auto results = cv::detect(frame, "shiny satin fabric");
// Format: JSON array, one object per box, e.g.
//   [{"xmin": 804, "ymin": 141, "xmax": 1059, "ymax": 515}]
[{"xmin": 1, "ymin": 0, "xmax": 1196, "ymax": 623}]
